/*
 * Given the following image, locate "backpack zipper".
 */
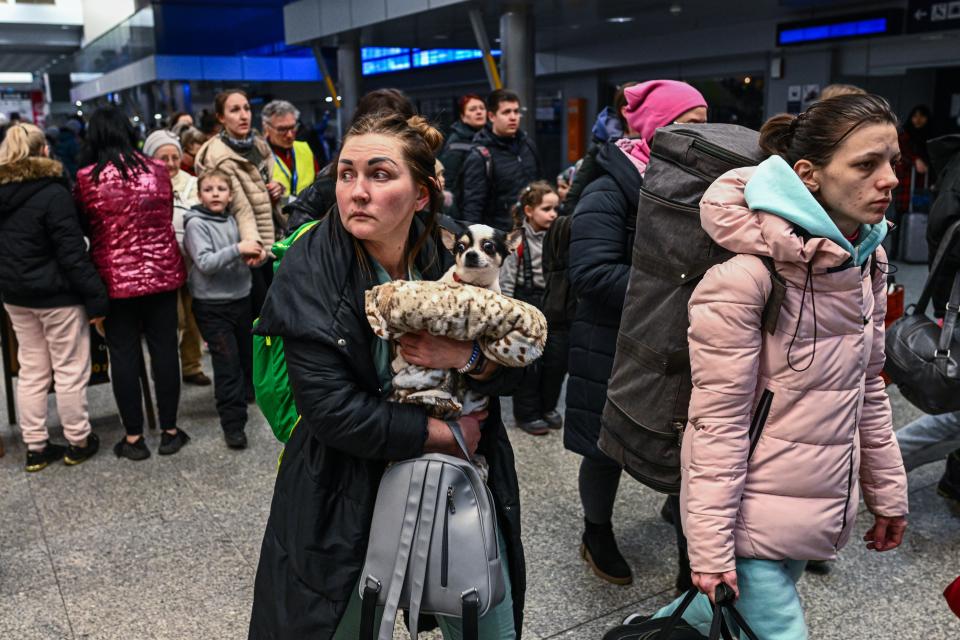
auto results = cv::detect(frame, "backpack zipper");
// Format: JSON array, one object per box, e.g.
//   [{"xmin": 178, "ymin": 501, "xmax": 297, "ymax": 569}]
[
  {"xmin": 748, "ymin": 389, "xmax": 774, "ymax": 460},
  {"xmin": 835, "ymin": 447, "xmax": 855, "ymax": 549},
  {"xmin": 639, "ymin": 186, "xmax": 701, "ymax": 216},
  {"xmin": 672, "ymin": 131, "xmax": 757, "ymax": 167},
  {"xmin": 441, "ymin": 486, "xmax": 455, "ymax": 588},
  {"xmin": 649, "ymin": 150, "xmax": 713, "ymax": 183}
]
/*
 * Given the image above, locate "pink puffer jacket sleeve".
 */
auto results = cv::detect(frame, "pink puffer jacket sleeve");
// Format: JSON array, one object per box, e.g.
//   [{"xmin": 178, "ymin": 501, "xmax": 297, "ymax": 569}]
[
  {"xmin": 684, "ymin": 255, "xmax": 770, "ymax": 574},
  {"xmin": 858, "ymin": 246, "xmax": 909, "ymax": 517}
]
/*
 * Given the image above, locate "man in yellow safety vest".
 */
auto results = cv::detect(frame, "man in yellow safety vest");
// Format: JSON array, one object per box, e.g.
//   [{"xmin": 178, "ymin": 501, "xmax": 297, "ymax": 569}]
[{"xmin": 262, "ymin": 99, "xmax": 318, "ymax": 204}]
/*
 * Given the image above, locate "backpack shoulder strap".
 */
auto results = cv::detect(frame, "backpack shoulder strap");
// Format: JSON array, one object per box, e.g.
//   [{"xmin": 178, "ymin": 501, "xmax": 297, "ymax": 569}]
[
  {"xmin": 368, "ymin": 459, "xmax": 431, "ymax": 640},
  {"xmin": 475, "ymin": 145, "xmax": 493, "ymax": 181},
  {"xmin": 446, "ymin": 142, "xmax": 475, "ymax": 153},
  {"xmin": 758, "ymin": 255, "xmax": 787, "ymax": 336},
  {"xmin": 404, "ymin": 461, "xmax": 444, "ymax": 638}
]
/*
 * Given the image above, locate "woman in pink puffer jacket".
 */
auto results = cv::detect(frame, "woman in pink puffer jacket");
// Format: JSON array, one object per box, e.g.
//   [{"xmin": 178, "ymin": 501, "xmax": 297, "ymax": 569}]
[
  {"xmin": 649, "ymin": 94, "xmax": 909, "ymax": 638},
  {"xmin": 74, "ymin": 106, "xmax": 190, "ymax": 461}
]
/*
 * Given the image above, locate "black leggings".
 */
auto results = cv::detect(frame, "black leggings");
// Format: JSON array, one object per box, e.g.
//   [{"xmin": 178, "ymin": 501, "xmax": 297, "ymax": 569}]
[
  {"xmin": 578, "ymin": 455, "xmax": 622, "ymax": 524},
  {"xmin": 104, "ymin": 291, "xmax": 180, "ymax": 435},
  {"xmin": 512, "ymin": 327, "xmax": 569, "ymax": 421},
  {"xmin": 579, "ymin": 455, "xmax": 690, "ymax": 572}
]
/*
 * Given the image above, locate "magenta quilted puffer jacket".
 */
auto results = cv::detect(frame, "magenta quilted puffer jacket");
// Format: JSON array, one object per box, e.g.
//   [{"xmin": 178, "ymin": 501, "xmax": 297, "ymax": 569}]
[{"xmin": 74, "ymin": 157, "xmax": 186, "ymax": 299}]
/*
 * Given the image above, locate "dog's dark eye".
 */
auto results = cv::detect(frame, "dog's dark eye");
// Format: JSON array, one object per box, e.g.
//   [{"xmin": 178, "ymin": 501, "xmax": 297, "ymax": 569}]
[
  {"xmin": 455, "ymin": 242, "xmax": 467, "ymax": 254},
  {"xmin": 481, "ymin": 241, "xmax": 496, "ymax": 256}
]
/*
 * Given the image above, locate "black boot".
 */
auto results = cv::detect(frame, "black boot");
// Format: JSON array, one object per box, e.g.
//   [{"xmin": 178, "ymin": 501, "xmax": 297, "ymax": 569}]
[
  {"xmin": 581, "ymin": 518, "xmax": 632, "ymax": 585},
  {"xmin": 938, "ymin": 449, "xmax": 960, "ymax": 503}
]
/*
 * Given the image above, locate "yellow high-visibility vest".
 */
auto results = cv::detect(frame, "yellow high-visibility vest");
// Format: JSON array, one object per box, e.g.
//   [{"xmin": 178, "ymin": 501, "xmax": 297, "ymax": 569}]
[{"xmin": 271, "ymin": 140, "xmax": 316, "ymax": 197}]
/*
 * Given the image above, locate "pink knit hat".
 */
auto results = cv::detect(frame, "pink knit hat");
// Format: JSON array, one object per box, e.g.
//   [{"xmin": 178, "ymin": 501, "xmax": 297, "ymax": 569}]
[{"xmin": 622, "ymin": 80, "xmax": 707, "ymax": 142}]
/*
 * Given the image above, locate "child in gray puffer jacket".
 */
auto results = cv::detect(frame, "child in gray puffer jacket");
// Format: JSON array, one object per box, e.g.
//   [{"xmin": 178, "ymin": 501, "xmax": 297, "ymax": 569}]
[{"xmin": 183, "ymin": 168, "xmax": 265, "ymax": 449}]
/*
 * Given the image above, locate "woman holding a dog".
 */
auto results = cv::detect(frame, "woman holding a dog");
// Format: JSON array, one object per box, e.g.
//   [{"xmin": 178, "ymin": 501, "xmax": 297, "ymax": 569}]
[{"xmin": 248, "ymin": 111, "xmax": 525, "ymax": 639}]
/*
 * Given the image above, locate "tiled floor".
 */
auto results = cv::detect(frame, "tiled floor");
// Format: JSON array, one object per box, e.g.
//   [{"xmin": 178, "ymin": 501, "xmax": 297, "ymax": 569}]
[{"xmin": 0, "ymin": 263, "xmax": 957, "ymax": 639}]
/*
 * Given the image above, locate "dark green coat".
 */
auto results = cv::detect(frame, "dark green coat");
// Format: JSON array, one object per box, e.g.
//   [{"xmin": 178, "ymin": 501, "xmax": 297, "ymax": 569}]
[{"xmin": 248, "ymin": 213, "xmax": 527, "ymax": 639}]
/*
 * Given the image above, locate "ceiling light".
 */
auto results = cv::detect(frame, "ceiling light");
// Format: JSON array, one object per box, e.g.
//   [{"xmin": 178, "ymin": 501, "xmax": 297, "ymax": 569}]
[
  {"xmin": 744, "ymin": 76, "xmax": 752, "ymax": 84},
  {"xmin": 133, "ymin": 116, "xmax": 140, "ymax": 122},
  {"xmin": 154, "ymin": 113, "xmax": 162, "ymax": 120},
  {"xmin": 434, "ymin": 34, "xmax": 449, "ymax": 40},
  {"xmin": 337, "ymin": 95, "xmax": 342, "ymax": 100},
  {"xmin": 325, "ymin": 96, "xmax": 333, "ymax": 103},
  {"xmin": 76, "ymin": 110, "xmax": 83, "ymax": 117},
  {"xmin": 60, "ymin": 25, "xmax": 71, "ymax": 30},
  {"xmin": 569, "ymin": 24, "xmax": 580, "ymax": 30},
  {"xmin": 75, "ymin": 100, "xmax": 82, "ymax": 107},
  {"xmin": 607, "ymin": 16, "xmax": 634, "ymax": 23},
  {"xmin": 0, "ymin": 72, "xmax": 35, "ymax": 83},
  {"xmin": 669, "ymin": 4, "xmax": 683, "ymax": 16}
]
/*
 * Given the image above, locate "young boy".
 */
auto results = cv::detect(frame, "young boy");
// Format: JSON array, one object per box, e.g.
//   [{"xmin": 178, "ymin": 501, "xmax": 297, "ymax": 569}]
[{"xmin": 183, "ymin": 169, "xmax": 265, "ymax": 449}]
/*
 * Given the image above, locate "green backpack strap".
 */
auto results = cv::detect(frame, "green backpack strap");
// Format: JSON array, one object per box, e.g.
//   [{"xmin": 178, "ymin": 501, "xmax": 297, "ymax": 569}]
[{"xmin": 253, "ymin": 220, "xmax": 320, "ymax": 443}]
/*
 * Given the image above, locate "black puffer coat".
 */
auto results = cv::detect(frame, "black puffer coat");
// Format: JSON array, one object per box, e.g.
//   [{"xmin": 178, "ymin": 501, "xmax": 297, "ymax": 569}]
[
  {"xmin": 460, "ymin": 126, "xmax": 540, "ymax": 231},
  {"xmin": 248, "ymin": 214, "xmax": 526, "ymax": 639},
  {"xmin": 0, "ymin": 157, "xmax": 107, "ymax": 317},
  {"xmin": 563, "ymin": 142, "xmax": 640, "ymax": 461},
  {"xmin": 927, "ymin": 135, "xmax": 960, "ymax": 317}
]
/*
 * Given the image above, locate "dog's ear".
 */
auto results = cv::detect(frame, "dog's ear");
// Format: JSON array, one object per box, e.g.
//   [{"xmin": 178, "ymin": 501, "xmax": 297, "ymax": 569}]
[
  {"xmin": 506, "ymin": 228, "xmax": 523, "ymax": 252},
  {"xmin": 440, "ymin": 227, "xmax": 458, "ymax": 252}
]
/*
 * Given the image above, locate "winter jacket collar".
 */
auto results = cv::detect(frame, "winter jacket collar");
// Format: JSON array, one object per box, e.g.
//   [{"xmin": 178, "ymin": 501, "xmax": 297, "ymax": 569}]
[
  {"xmin": 595, "ymin": 139, "xmax": 642, "ymax": 213},
  {"xmin": 0, "ymin": 156, "xmax": 64, "ymax": 184},
  {"xmin": 473, "ymin": 125, "xmax": 529, "ymax": 153},
  {"xmin": 702, "ymin": 163, "xmax": 886, "ymax": 270},
  {"xmin": 743, "ymin": 155, "xmax": 885, "ymax": 267},
  {"xmin": 0, "ymin": 157, "xmax": 67, "ymax": 216},
  {"xmin": 450, "ymin": 120, "xmax": 482, "ymax": 143},
  {"xmin": 195, "ymin": 133, "xmax": 271, "ymax": 173}
]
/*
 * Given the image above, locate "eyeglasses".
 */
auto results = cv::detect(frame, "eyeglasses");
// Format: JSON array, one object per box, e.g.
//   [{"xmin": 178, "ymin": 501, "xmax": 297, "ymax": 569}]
[{"xmin": 268, "ymin": 122, "xmax": 299, "ymax": 134}]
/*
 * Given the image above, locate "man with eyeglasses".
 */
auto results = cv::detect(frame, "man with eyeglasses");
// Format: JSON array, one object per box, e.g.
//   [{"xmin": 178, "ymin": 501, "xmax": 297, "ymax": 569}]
[{"xmin": 262, "ymin": 100, "xmax": 319, "ymax": 205}]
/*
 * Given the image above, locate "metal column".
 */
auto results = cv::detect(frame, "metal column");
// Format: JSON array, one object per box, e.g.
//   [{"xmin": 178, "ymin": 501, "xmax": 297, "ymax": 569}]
[
  {"xmin": 469, "ymin": 9, "xmax": 502, "ymax": 92},
  {"xmin": 500, "ymin": 4, "xmax": 535, "ymax": 138},
  {"xmin": 337, "ymin": 31, "xmax": 362, "ymax": 130}
]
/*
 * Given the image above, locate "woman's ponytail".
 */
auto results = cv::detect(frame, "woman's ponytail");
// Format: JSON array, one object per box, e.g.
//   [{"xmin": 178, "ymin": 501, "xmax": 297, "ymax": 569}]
[
  {"xmin": 0, "ymin": 122, "xmax": 46, "ymax": 165},
  {"xmin": 758, "ymin": 113, "xmax": 796, "ymax": 158},
  {"xmin": 758, "ymin": 94, "xmax": 897, "ymax": 166}
]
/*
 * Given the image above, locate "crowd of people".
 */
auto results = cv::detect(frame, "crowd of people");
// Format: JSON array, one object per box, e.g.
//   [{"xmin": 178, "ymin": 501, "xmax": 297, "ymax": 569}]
[{"xmin": 0, "ymin": 79, "xmax": 957, "ymax": 639}]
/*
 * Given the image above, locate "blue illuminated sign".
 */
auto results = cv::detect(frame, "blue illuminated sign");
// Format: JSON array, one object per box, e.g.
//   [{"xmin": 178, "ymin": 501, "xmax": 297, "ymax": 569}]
[
  {"xmin": 779, "ymin": 18, "xmax": 887, "ymax": 44},
  {"xmin": 361, "ymin": 47, "xmax": 500, "ymax": 76},
  {"xmin": 776, "ymin": 10, "xmax": 903, "ymax": 46}
]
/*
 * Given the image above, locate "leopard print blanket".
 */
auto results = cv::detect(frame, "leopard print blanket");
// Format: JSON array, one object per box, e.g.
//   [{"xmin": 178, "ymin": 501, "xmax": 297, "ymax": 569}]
[{"xmin": 365, "ymin": 280, "xmax": 547, "ymax": 419}]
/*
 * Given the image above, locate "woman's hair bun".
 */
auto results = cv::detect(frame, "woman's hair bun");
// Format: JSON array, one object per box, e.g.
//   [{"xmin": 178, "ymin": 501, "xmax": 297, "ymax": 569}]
[
  {"xmin": 758, "ymin": 113, "xmax": 797, "ymax": 157},
  {"xmin": 406, "ymin": 115, "xmax": 444, "ymax": 154}
]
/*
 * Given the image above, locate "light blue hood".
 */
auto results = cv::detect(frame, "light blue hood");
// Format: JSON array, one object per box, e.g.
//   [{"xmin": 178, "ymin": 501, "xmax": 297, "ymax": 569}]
[{"xmin": 743, "ymin": 155, "xmax": 887, "ymax": 266}]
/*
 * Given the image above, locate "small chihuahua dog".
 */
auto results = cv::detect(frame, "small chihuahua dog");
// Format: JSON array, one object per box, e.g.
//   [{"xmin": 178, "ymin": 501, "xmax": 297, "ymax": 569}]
[{"xmin": 439, "ymin": 218, "xmax": 522, "ymax": 293}]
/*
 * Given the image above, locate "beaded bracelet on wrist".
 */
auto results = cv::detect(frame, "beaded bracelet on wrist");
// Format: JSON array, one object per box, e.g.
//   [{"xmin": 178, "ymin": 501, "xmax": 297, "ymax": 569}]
[{"xmin": 457, "ymin": 341, "xmax": 482, "ymax": 374}]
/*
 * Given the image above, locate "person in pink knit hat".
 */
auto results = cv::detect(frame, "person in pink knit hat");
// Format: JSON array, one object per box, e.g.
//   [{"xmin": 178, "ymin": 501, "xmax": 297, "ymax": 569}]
[{"xmin": 565, "ymin": 79, "xmax": 707, "ymax": 589}]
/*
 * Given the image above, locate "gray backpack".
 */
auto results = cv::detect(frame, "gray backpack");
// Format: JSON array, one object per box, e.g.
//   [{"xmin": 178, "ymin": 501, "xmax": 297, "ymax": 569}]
[
  {"xmin": 598, "ymin": 123, "xmax": 771, "ymax": 495},
  {"xmin": 358, "ymin": 423, "xmax": 504, "ymax": 640}
]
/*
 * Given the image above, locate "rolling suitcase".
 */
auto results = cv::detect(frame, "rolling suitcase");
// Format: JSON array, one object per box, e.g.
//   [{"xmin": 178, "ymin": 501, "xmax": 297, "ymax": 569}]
[
  {"xmin": 602, "ymin": 585, "xmax": 759, "ymax": 640},
  {"xmin": 899, "ymin": 168, "xmax": 931, "ymax": 264}
]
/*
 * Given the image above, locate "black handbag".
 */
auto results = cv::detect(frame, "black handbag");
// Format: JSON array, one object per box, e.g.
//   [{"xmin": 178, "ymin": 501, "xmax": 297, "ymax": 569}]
[
  {"xmin": 601, "ymin": 585, "xmax": 759, "ymax": 640},
  {"xmin": 885, "ymin": 218, "xmax": 960, "ymax": 415}
]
